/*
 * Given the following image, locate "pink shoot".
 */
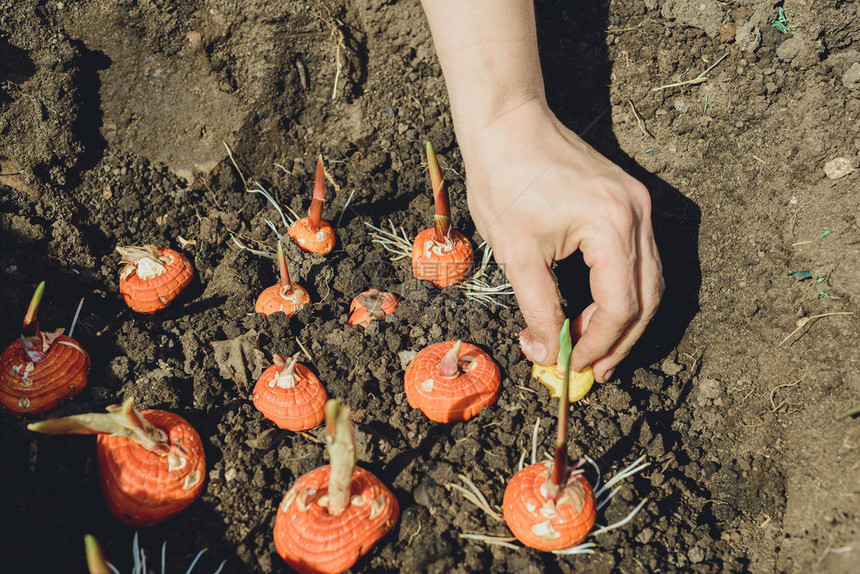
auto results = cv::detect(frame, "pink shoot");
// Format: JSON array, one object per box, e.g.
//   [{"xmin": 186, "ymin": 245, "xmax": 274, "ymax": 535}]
[
  {"xmin": 438, "ymin": 340, "xmax": 462, "ymax": 378},
  {"xmin": 426, "ymin": 142, "xmax": 451, "ymax": 243},
  {"xmin": 277, "ymin": 241, "xmax": 292, "ymax": 291},
  {"xmin": 308, "ymin": 155, "xmax": 326, "ymax": 232}
]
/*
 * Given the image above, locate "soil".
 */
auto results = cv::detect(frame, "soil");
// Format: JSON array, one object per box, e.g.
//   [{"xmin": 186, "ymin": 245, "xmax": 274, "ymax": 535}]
[{"xmin": 2, "ymin": 1, "xmax": 859, "ymax": 572}]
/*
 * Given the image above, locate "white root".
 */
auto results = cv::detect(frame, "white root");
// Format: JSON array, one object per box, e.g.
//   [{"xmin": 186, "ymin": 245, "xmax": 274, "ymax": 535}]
[
  {"xmin": 590, "ymin": 497, "xmax": 649, "ymax": 538},
  {"xmin": 224, "ymin": 141, "xmax": 300, "ymax": 259},
  {"xmin": 230, "ymin": 234, "xmax": 276, "ymax": 259},
  {"xmin": 594, "ymin": 455, "xmax": 649, "ymax": 500},
  {"xmin": 531, "ymin": 416, "xmax": 541, "ymax": 466},
  {"xmin": 459, "ymin": 419, "xmax": 651, "ymax": 556},
  {"xmin": 457, "ymin": 243, "xmax": 514, "ymax": 308},
  {"xmin": 445, "ymin": 474, "xmax": 504, "ymax": 523},
  {"xmin": 551, "ymin": 541, "xmax": 598, "ymax": 555},
  {"xmin": 365, "ymin": 220, "xmax": 413, "ymax": 260},
  {"xmin": 459, "ymin": 533, "xmax": 521, "ymax": 550},
  {"xmin": 68, "ymin": 298, "xmax": 84, "ymax": 338}
]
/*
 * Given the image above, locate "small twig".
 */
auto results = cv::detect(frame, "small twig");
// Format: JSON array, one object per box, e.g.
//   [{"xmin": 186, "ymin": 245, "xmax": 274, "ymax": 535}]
[
  {"xmin": 752, "ymin": 155, "xmax": 766, "ymax": 164},
  {"xmin": 769, "ymin": 378, "xmax": 802, "ymax": 412},
  {"xmin": 789, "ymin": 200, "xmax": 811, "ymax": 237},
  {"xmin": 299, "ymin": 431, "xmax": 322, "ymax": 444},
  {"xmin": 406, "ymin": 521, "xmax": 422, "ymax": 545},
  {"xmin": 777, "ymin": 312, "xmax": 855, "ymax": 346},
  {"xmin": 295, "ymin": 338, "xmax": 315, "ymax": 366},
  {"xmin": 223, "ymin": 142, "xmax": 248, "ymax": 190},
  {"xmin": 628, "ymin": 100, "xmax": 652, "ymax": 138},
  {"xmin": 329, "ymin": 24, "xmax": 346, "ymax": 100},
  {"xmin": 323, "ymin": 166, "xmax": 342, "ymax": 193},
  {"xmin": 651, "ymin": 53, "xmax": 729, "ymax": 92}
]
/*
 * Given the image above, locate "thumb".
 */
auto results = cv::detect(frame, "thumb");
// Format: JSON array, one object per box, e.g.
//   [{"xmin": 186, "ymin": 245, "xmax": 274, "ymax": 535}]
[{"xmin": 503, "ymin": 251, "xmax": 565, "ymax": 365}]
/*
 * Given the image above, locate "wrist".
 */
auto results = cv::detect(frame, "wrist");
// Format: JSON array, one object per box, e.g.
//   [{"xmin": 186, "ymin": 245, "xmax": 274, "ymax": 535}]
[{"xmin": 456, "ymin": 98, "xmax": 560, "ymax": 166}]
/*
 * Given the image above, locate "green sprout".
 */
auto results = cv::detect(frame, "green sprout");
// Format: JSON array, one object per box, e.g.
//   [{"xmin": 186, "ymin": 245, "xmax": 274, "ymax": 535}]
[
  {"xmin": 770, "ymin": 7, "xmax": 790, "ymax": 34},
  {"xmin": 780, "ymin": 270, "xmax": 811, "ymax": 280},
  {"xmin": 814, "ymin": 291, "xmax": 841, "ymax": 300}
]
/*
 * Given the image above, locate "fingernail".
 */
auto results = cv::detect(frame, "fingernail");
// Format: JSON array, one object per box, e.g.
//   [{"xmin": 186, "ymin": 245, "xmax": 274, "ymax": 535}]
[
  {"xmin": 602, "ymin": 368, "xmax": 615, "ymax": 382},
  {"xmin": 519, "ymin": 330, "xmax": 549, "ymax": 364}
]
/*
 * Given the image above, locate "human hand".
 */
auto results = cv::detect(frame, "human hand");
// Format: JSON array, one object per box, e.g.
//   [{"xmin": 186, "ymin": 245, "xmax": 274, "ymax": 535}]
[{"xmin": 459, "ymin": 100, "xmax": 664, "ymax": 382}]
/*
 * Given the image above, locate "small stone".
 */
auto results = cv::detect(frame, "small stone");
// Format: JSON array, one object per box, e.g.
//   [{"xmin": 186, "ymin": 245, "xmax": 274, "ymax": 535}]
[
  {"xmin": 661, "ymin": 358, "xmax": 684, "ymax": 376},
  {"xmin": 661, "ymin": 0, "xmax": 727, "ymax": 38},
  {"xmin": 823, "ymin": 157, "xmax": 855, "ymax": 179},
  {"xmin": 252, "ymin": 468, "xmax": 266, "ymax": 488},
  {"xmin": 720, "ymin": 21, "xmax": 736, "ymax": 44},
  {"xmin": 413, "ymin": 481, "xmax": 435, "ymax": 507},
  {"xmin": 224, "ymin": 467, "xmax": 237, "ymax": 481},
  {"xmin": 398, "ymin": 350, "xmax": 417, "ymax": 370},
  {"xmin": 697, "ymin": 378, "xmax": 722, "ymax": 405},
  {"xmin": 735, "ymin": 22, "xmax": 760, "ymax": 53},
  {"xmin": 776, "ymin": 37, "xmax": 804, "ymax": 62},
  {"xmin": 689, "ymin": 546, "xmax": 705, "ymax": 564},
  {"xmin": 245, "ymin": 428, "xmax": 278, "ymax": 450},
  {"xmin": 842, "ymin": 63, "xmax": 860, "ymax": 90},
  {"xmin": 673, "ymin": 99, "xmax": 690, "ymax": 113}
]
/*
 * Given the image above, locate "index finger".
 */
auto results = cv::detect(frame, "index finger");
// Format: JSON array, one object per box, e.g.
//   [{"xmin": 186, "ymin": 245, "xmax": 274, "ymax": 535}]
[{"xmin": 498, "ymin": 246, "xmax": 565, "ymax": 365}]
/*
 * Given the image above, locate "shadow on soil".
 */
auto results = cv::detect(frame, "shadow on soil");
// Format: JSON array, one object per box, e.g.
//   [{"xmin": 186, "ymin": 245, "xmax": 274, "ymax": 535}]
[{"xmin": 537, "ymin": 0, "xmax": 701, "ymax": 370}]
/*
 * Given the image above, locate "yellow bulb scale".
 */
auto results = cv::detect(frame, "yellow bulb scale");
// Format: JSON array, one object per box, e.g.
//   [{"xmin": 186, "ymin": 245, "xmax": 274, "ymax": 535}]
[{"xmin": 531, "ymin": 363, "xmax": 595, "ymax": 402}]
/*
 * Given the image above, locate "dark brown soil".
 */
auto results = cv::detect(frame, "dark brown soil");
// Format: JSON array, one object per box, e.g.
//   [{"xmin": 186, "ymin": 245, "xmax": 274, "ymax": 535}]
[{"xmin": 2, "ymin": 1, "xmax": 859, "ymax": 572}]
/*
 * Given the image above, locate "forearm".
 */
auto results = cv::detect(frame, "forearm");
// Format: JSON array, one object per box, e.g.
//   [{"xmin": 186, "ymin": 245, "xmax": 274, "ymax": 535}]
[{"xmin": 419, "ymin": 0, "xmax": 548, "ymax": 146}]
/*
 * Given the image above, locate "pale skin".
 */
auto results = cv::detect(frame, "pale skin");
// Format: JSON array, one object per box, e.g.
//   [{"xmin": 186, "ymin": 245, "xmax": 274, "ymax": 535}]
[{"xmin": 420, "ymin": 0, "xmax": 664, "ymax": 382}]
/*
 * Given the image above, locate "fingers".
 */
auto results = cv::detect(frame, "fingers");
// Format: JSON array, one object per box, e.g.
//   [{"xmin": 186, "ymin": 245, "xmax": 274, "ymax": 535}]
[
  {"xmin": 571, "ymin": 302, "xmax": 596, "ymax": 340},
  {"xmin": 572, "ymin": 223, "xmax": 664, "ymax": 382},
  {"xmin": 500, "ymin": 247, "xmax": 565, "ymax": 365},
  {"xmin": 570, "ymin": 237, "xmax": 638, "ymax": 378}
]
